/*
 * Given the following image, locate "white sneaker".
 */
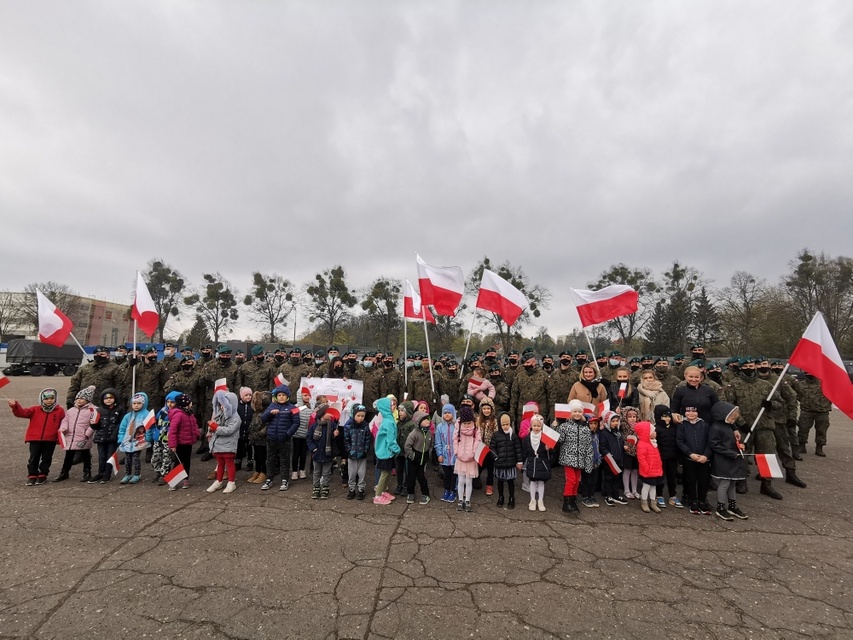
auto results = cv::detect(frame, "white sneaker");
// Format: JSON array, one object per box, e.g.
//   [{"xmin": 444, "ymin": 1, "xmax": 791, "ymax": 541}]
[
  {"xmin": 298, "ymin": 470, "xmax": 306, "ymax": 479},
  {"xmin": 222, "ymin": 481, "xmax": 237, "ymax": 494},
  {"xmin": 290, "ymin": 471, "xmax": 298, "ymax": 481},
  {"xmin": 206, "ymin": 480, "xmax": 224, "ymax": 493},
  {"xmin": 528, "ymin": 499, "xmax": 537, "ymax": 511},
  {"xmin": 537, "ymin": 499, "xmax": 546, "ymax": 512}
]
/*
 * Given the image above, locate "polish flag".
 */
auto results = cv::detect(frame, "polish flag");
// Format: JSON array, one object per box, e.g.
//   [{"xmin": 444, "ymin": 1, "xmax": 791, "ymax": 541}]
[
  {"xmin": 474, "ymin": 440, "xmax": 492, "ymax": 466},
  {"xmin": 475, "ymin": 269, "xmax": 529, "ymax": 326},
  {"xmin": 274, "ymin": 373, "xmax": 289, "ymax": 387},
  {"xmin": 107, "ymin": 451, "xmax": 120, "ymax": 476},
  {"xmin": 143, "ymin": 410, "xmax": 156, "ymax": 431},
  {"xmin": 164, "ymin": 464, "xmax": 188, "ymax": 488},
  {"xmin": 90, "ymin": 408, "xmax": 101, "ymax": 425},
  {"xmin": 58, "ymin": 430, "xmax": 68, "ymax": 449},
  {"xmin": 596, "ymin": 399, "xmax": 611, "ymax": 418},
  {"xmin": 416, "ymin": 254, "xmax": 465, "ymax": 316},
  {"xmin": 617, "ymin": 382, "xmax": 628, "ymax": 399},
  {"xmin": 214, "ymin": 378, "xmax": 228, "ymax": 393},
  {"xmin": 788, "ymin": 311, "xmax": 853, "ymax": 419},
  {"xmin": 131, "ymin": 271, "xmax": 159, "ymax": 338},
  {"xmin": 755, "ymin": 453, "xmax": 783, "ymax": 479},
  {"xmin": 326, "ymin": 402, "xmax": 343, "ymax": 421},
  {"xmin": 604, "ymin": 453, "xmax": 622, "ymax": 475},
  {"xmin": 522, "ymin": 403, "xmax": 538, "ymax": 421},
  {"xmin": 0, "ymin": 371, "xmax": 10, "ymax": 390},
  {"xmin": 554, "ymin": 404, "xmax": 572, "ymax": 421},
  {"xmin": 569, "ymin": 285, "xmax": 639, "ymax": 328},
  {"xmin": 581, "ymin": 402, "xmax": 596, "ymax": 420},
  {"xmin": 541, "ymin": 425, "xmax": 560, "ymax": 449},
  {"xmin": 36, "ymin": 290, "xmax": 74, "ymax": 347},
  {"xmin": 403, "ymin": 280, "xmax": 436, "ymax": 324}
]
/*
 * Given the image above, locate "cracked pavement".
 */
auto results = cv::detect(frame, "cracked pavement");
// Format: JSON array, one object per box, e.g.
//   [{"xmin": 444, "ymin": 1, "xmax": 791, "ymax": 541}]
[{"xmin": 2, "ymin": 377, "xmax": 851, "ymax": 639}]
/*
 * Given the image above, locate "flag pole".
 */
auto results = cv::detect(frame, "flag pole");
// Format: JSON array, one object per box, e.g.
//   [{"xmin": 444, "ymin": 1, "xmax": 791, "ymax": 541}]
[
  {"xmin": 742, "ymin": 363, "xmax": 790, "ymax": 445},
  {"xmin": 131, "ymin": 318, "xmax": 138, "ymax": 399},
  {"xmin": 422, "ymin": 315, "xmax": 436, "ymax": 400},
  {"xmin": 68, "ymin": 333, "xmax": 91, "ymax": 362},
  {"xmin": 459, "ymin": 313, "xmax": 477, "ymax": 379},
  {"xmin": 402, "ymin": 282, "xmax": 408, "ymax": 388},
  {"xmin": 582, "ymin": 326, "xmax": 602, "ymax": 378}
]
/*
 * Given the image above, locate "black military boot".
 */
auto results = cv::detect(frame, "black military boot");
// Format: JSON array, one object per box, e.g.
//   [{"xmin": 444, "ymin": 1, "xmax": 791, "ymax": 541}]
[
  {"xmin": 785, "ymin": 471, "xmax": 807, "ymax": 488},
  {"xmin": 760, "ymin": 480, "xmax": 783, "ymax": 500},
  {"xmin": 815, "ymin": 445, "xmax": 826, "ymax": 457},
  {"xmin": 799, "ymin": 443, "xmax": 807, "ymax": 455}
]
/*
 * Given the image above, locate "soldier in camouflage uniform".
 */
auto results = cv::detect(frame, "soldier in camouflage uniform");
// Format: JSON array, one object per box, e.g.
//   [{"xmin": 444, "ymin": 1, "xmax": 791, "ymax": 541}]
[
  {"xmin": 573, "ymin": 349, "xmax": 589, "ymax": 372},
  {"xmin": 66, "ymin": 345, "xmax": 122, "ymax": 409},
  {"xmin": 723, "ymin": 358, "xmax": 787, "ymax": 500},
  {"xmin": 771, "ymin": 360, "xmax": 800, "ymax": 456},
  {"xmin": 489, "ymin": 365, "xmax": 510, "ymax": 414},
  {"xmin": 671, "ymin": 353, "xmax": 686, "ymax": 379},
  {"xmin": 546, "ymin": 353, "xmax": 578, "ymax": 424},
  {"xmin": 442, "ymin": 361, "xmax": 462, "ymax": 407},
  {"xmin": 380, "ymin": 352, "xmax": 405, "ymax": 402},
  {"xmin": 632, "ymin": 354, "xmax": 655, "ymax": 385},
  {"xmin": 134, "ymin": 346, "xmax": 168, "ymax": 412},
  {"xmin": 165, "ymin": 357, "xmax": 204, "ymax": 430},
  {"xmin": 501, "ymin": 350, "xmax": 521, "ymax": 392},
  {"xmin": 238, "ymin": 345, "xmax": 275, "ymax": 394},
  {"xmin": 509, "ymin": 353, "xmax": 550, "ymax": 426},
  {"xmin": 278, "ymin": 348, "xmax": 313, "ymax": 403},
  {"xmin": 757, "ymin": 359, "xmax": 806, "ymax": 486},
  {"xmin": 161, "ymin": 342, "xmax": 182, "ymax": 377},
  {"xmin": 793, "ymin": 374, "xmax": 832, "ymax": 457},
  {"xmin": 408, "ymin": 356, "xmax": 437, "ymax": 407},
  {"xmin": 653, "ymin": 357, "xmax": 682, "ymax": 398},
  {"xmin": 356, "ymin": 353, "xmax": 383, "ymax": 415}
]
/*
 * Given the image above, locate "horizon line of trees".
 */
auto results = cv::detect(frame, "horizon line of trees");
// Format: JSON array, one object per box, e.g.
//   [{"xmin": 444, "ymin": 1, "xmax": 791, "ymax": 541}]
[{"xmin": 2, "ymin": 249, "xmax": 851, "ymax": 359}]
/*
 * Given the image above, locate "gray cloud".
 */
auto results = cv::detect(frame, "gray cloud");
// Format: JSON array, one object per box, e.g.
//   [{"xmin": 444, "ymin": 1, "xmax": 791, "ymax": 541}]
[{"xmin": 2, "ymin": 1, "xmax": 851, "ymax": 339}]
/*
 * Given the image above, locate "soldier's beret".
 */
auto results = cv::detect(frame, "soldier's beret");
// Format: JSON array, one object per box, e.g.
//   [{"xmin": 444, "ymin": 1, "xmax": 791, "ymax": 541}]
[
  {"xmin": 217, "ymin": 345, "xmax": 232, "ymax": 354},
  {"xmin": 251, "ymin": 345, "xmax": 264, "ymax": 356}
]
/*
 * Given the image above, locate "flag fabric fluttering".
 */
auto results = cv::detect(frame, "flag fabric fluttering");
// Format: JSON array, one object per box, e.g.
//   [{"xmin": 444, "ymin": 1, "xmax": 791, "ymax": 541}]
[
  {"xmin": 554, "ymin": 403, "xmax": 572, "ymax": 421},
  {"xmin": 164, "ymin": 464, "xmax": 188, "ymax": 488},
  {"xmin": 107, "ymin": 451, "xmax": 120, "ymax": 476},
  {"xmin": 0, "ymin": 371, "xmax": 10, "ymax": 390},
  {"xmin": 568, "ymin": 285, "xmax": 639, "ymax": 327},
  {"xmin": 131, "ymin": 271, "xmax": 159, "ymax": 338},
  {"xmin": 787, "ymin": 311, "xmax": 853, "ymax": 420},
  {"xmin": 326, "ymin": 402, "xmax": 343, "ymax": 421},
  {"xmin": 214, "ymin": 378, "xmax": 228, "ymax": 393},
  {"xmin": 541, "ymin": 425, "xmax": 560, "ymax": 449},
  {"xmin": 755, "ymin": 453, "xmax": 784, "ymax": 479},
  {"xmin": 416, "ymin": 254, "xmax": 465, "ymax": 316},
  {"xmin": 474, "ymin": 440, "xmax": 492, "ymax": 466},
  {"xmin": 403, "ymin": 279, "xmax": 436, "ymax": 324},
  {"xmin": 475, "ymin": 268, "xmax": 529, "ymax": 326},
  {"xmin": 36, "ymin": 290, "xmax": 74, "ymax": 347},
  {"xmin": 143, "ymin": 410, "xmax": 156, "ymax": 431},
  {"xmin": 604, "ymin": 453, "xmax": 622, "ymax": 475},
  {"xmin": 274, "ymin": 373, "xmax": 289, "ymax": 387}
]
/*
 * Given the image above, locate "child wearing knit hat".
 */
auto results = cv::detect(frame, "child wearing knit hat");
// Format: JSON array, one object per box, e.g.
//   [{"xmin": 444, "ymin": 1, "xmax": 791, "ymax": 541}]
[
  {"xmin": 453, "ymin": 406, "xmax": 481, "ymax": 513},
  {"xmin": 54, "ymin": 385, "xmax": 97, "ymax": 482},
  {"xmin": 435, "ymin": 404, "xmax": 458, "ymax": 503}
]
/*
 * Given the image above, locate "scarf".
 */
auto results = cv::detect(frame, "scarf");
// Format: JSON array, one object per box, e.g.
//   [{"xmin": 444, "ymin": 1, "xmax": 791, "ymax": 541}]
[
  {"xmin": 580, "ymin": 378, "xmax": 601, "ymax": 398},
  {"xmin": 40, "ymin": 388, "xmax": 58, "ymax": 412},
  {"xmin": 638, "ymin": 379, "xmax": 664, "ymax": 419},
  {"xmin": 530, "ymin": 430, "xmax": 542, "ymax": 452}
]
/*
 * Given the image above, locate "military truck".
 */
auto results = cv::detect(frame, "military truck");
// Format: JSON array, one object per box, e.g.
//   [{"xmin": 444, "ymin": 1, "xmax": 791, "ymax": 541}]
[{"xmin": 2, "ymin": 339, "xmax": 84, "ymax": 377}]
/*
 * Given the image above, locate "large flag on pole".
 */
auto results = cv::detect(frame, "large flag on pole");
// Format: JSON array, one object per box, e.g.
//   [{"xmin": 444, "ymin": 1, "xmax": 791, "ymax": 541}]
[
  {"xmin": 131, "ymin": 271, "xmax": 159, "ymax": 338},
  {"xmin": 403, "ymin": 280, "xmax": 436, "ymax": 324},
  {"xmin": 788, "ymin": 312, "xmax": 853, "ymax": 419},
  {"xmin": 569, "ymin": 285, "xmax": 638, "ymax": 327},
  {"xmin": 36, "ymin": 290, "xmax": 73, "ymax": 347},
  {"xmin": 475, "ymin": 268, "xmax": 529, "ymax": 326},
  {"xmin": 416, "ymin": 254, "xmax": 464, "ymax": 316}
]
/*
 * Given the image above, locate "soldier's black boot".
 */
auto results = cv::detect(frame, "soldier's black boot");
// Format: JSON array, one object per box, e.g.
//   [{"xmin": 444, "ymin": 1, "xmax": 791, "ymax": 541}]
[
  {"xmin": 799, "ymin": 443, "xmax": 807, "ymax": 455},
  {"xmin": 792, "ymin": 447, "xmax": 802, "ymax": 461},
  {"xmin": 735, "ymin": 480, "xmax": 748, "ymax": 494},
  {"xmin": 785, "ymin": 471, "xmax": 807, "ymax": 488},
  {"xmin": 760, "ymin": 480, "xmax": 783, "ymax": 500},
  {"xmin": 815, "ymin": 445, "xmax": 826, "ymax": 457}
]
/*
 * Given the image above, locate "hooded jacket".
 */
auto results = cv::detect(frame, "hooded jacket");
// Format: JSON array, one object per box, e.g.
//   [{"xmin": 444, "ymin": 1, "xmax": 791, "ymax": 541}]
[
  {"xmin": 92, "ymin": 388, "xmax": 123, "ymax": 444},
  {"xmin": 634, "ymin": 421, "xmax": 663, "ymax": 479},
  {"xmin": 344, "ymin": 415, "xmax": 373, "ymax": 460},
  {"xmin": 167, "ymin": 405, "xmax": 200, "ymax": 448},
  {"xmin": 209, "ymin": 390, "xmax": 241, "ymax": 454},
  {"xmin": 434, "ymin": 404, "xmax": 457, "ymax": 466},
  {"xmin": 653, "ymin": 404, "xmax": 679, "ymax": 462},
  {"xmin": 405, "ymin": 412, "xmax": 434, "ymax": 464},
  {"xmin": 262, "ymin": 384, "xmax": 300, "ymax": 442},
  {"xmin": 118, "ymin": 392, "xmax": 151, "ymax": 453},
  {"xmin": 597, "ymin": 417, "xmax": 624, "ymax": 473},
  {"xmin": 373, "ymin": 397, "xmax": 400, "ymax": 461},
  {"xmin": 60, "ymin": 399, "xmax": 97, "ymax": 452},
  {"xmin": 396, "ymin": 401, "xmax": 416, "ymax": 451},
  {"xmin": 306, "ymin": 409, "xmax": 338, "ymax": 463},
  {"xmin": 708, "ymin": 401, "xmax": 749, "ymax": 480}
]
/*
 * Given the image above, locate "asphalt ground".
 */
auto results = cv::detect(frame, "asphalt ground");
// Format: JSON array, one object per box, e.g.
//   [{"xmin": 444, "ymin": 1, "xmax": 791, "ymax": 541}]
[{"xmin": 1, "ymin": 376, "xmax": 851, "ymax": 639}]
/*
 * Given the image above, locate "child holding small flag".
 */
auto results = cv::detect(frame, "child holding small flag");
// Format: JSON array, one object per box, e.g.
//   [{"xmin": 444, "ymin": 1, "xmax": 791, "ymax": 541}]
[
  {"xmin": 490, "ymin": 412, "xmax": 523, "ymax": 509},
  {"xmin": 620, "ymin": 407, "xmax": 641, "ymax": 500},
  {"xmin": 307, "ymin": 404, "xmax": 338, "ymax": 499},
  {"xmin": 89, "ymin": 388, "xmax": 122, "ymax": 483},
  {"xmin": 167, "ymin": 393, "xmax": 200, "ymax": 489},
  {"xmin": 55, "ymin": 385, "xmax": 97, "ymax": 483},
  {"xmin": 521, "ymin": 414, "xmax": 551, "ymax": 511},
  {"xmin": 206, "ymin": 390, "xmax": 242, "ymax": 494},
  {"xmin": 556, "ymin": 399, "xmax": 594, "ymax": 515},
  {"xmin": 149, "ymin": 391, "xmax": 181, "ymax": 484},
  {"xmin": 598, "ymin": 412, "xmax": 628, "ymax": 506},
  {"xmin": 708, "ymin": 402, "xmax": 749, "ymax": 521},
  {"xmin": 453, "ymin": 406, "xmax": 481, "ymax": 513},
  {"xmin": 434, "ymin": 404, "xmax": 458, "ymax": 503},
  {"xmin": 117, "ymin": 393, "xmax": 151, "ymax": 484},
  {"xmin": 8, "ymin": 388, "xmax": 64, "ymax": 485}
]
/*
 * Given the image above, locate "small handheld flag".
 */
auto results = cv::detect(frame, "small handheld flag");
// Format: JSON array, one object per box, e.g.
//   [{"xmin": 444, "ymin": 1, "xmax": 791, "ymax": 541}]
[
  {"xmin": 0, "ymin": 371, "xmax": 10, "ymax": 391},
  {"xmin": 604, "ymin": 453, "xmax": 622, "ymax": 475},
  {"xmin": 541, "ymin": 425, "xmax": 560, "ymax": 449},
  {"xmin": 143, "ymin": 410, "xmax": 156, "ymax": 431},
  {"xmin": 554, "ymin": 403, "xmax": 571, "ymax": 421},
  {"xmin": 326, "ymin": 402, "xmax": 343, "ymax": 421},
  {"xmin": 214, "ymin": 378, "xmax": 228, "ymax": 393},
  {"xmin": 107, "ymin": 451, "xmax": 120, "ymax": 476},
  {"xmin": 474, "ymin": 440, "xmax": 492, "ymax": 466},
  {"xmin": 274, "ymin": 373, "xmax": 289, "ymax": 387},
  {"xmin": 618, "ymin": 382, "xmax": 627, "ymax": 399},
  {"xmin": 164, "ymin": 464, "xmax": 188, "ymax": 488},
  {"xmin": 755, "ymin": 453, "xmax": 784, "ymax": 479},
  {"xmin": 58, "ymin": 430, "xmax": 68, "ymax": 449}
]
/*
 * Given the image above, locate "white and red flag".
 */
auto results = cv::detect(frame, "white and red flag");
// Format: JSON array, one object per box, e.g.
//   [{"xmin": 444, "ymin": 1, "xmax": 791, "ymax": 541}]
[
  {"xmin": 581, "ymin": 402, "xmax": 596, "ymax": 420},
  {"xmin": 36, "ymin": 290, "xmax": 73, "ymax": 347},
  {"xmin": 57, "ymin": 429, "xmax": 68, "ymax": 449},
  {"xmin": 596, "ymin": 399, "xmax": 611, "ymax": 418},
  {"xmin": 617, "ymin": 382, "xmax": 628, "ymax": 399},
  {"xmin": 474, "ymin": 440, "xmax": 492, "ymax": 466},
  {"xmin": 475, "ymin": 269, "xmax": 528, "ymax": 326},
  {"xmin": 541, "ymin": 425, "xmax": 560, "ymax": 449},
  {"xmin": 788, "ymin": 312, "xmax": 853, "ymax": 419},
  {"xmin": 604, "ymin": 453, "xmax": 622, "ymax": 475},
  {"xmin": 416, "ymin": 254, "xmax": 464, "ymax": 316},
  {"xmin": 326, "ymin": 402, "xmax": 343, "ymax": 421},
  {"xmin": 554, "ymin": 404, "xmax": 572, "ymax": 421},
  {"xmin": 755, "ymin": 453, "xmax": 784, "ymax": 479},
  {"xmin": 569, "ymin": 285, "xmax": 639, "ymax": 327},
  {"xmin": 522, "ymin": 403, "xmax": 539, "ymax": 421},
  {"xmin": 274, "ymin": 373, "xmax": 289, "ymax": 387},
  {"xmin": 214, "ymin": 378, "xmax": 228, "ymax": 393},
  {"xmin": 107, "ymin": 451, "xmax": 120, "ymax": 476},
  {"xmin": 0, "ymin": 371, "xmax": 10, "ymax": 390},
  {"xmin": 164, "ymin": 464, "xmax": 188, "ymax": 488},
  {"xmin": 131, "ymin": 271, "xmax": 159, "ymax": 338},
  {"xmin": 143, "ymin": 410, "xmax": 156, "ymax": 431},
  {"xmin": 403, "ymin": 280, "xmax": 436, "ymax": 324}
]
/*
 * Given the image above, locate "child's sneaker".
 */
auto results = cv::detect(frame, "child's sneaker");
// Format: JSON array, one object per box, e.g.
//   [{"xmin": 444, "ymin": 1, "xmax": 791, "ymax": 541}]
[
  {"xmin": 656, "ymin": 497, "xmax": 667, "ymax": 509},
  {"xmin": 88, "ymin": 474, "xmax": 103, "ymax": 484},
  {"xmin": 419, "ymin": 495, "xmax": 430, "ymax": 505},
  {"xmin": 699, "ymin": 501, "xmax": 712, "ymax": 515},
  {"xmin": 290, "ymin": 472, "xmax": 298, "ymax": 481},
  {"xmin": 280, "ymin": 480, "xmax": 289, "ymax": 491},
  {"xmin": 346, "ymin": 489, "xmax": 356, "ymax": 500},
  {"xmin": 35, "ymin": 476, "xmax": 47, "ymax": 485},
  {"xmin": 604, "ymin": 496, "xmax": 616, "ymax": 507},
  {"xmin": 581, "ymin": 497, "xmax": 595, "ymax": 508},
  {"xmin": 457, "ymin": 500, "xmax": 465, "ymax": 511},
  {"xmin": 26, "ymin": 477, "xmax": 36, "ymax": 486},
  {"xmin": 261, "ymin": 479, "xmax": 273, "ymax": 491},
  {"xmin": 715, "ymin": 504, "xmax": 734, "ymax": 521},
  {"xmin": 120, "ymin": 475, "xmax": 131, "ymax": 484},
  {"xmin": 129, "ymin": 475, "xmax": 140, "ymax": 484},
  {"xmin": 689, "ymin": 501, "xmax": 701, "ymax": 515},
  {"xmin": 381, "ymin": 492, "xmax": 396, "ymax": 502},
  {"xmin": 727, "ymin": 502, "xmax": 749, "ymax": 520},
  {"xmin": 356, "ymin": 490, "xmax": 366, "ymax": 501},
  {"xmin": 311, "ymin": 485, "xmax": 321, "ymax": 499},
  {"xmin": 406, "ymin": 494, "xmax": 416, "ymax": 504},
  {"xmin": 669, "ymin": 497, "xmax": 684, "ymax": 509},
  {"xmin": 464, "ymin": 501, "xmax": 473, "ymax": 513},
  {"xmin": 298, "ymin": 470, "xmax": 306, "ymax": 479},
  {"xmin": 612, "ymin": 495, "xmax": 628, "ymax": 505},
  {"xmin": 587, "ymin": 497, "xmax": 600, "ymax": 508},
  {"xmin": 373, "ymin": 494, "xmax": 391, "ymax": 505},
  {"xmin": 181, "ymin": 479, "xmax": 190, "ymax": 489}
]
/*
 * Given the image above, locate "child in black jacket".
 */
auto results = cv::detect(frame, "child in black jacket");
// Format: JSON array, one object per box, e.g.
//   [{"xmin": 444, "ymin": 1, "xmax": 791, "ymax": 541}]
[
  {"xmin": 491, "ymin": 412, "xmax": 523, "ymax": 509},
  {"xmin": 653, "ymin": 405, "xmax": 682, "ymax": 509},
  {"xmin": 597, "ymin": 412, "xmax": 628, "ymax": 506}
]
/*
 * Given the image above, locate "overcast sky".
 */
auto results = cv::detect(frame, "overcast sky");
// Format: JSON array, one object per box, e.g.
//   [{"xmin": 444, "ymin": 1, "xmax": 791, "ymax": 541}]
[{"xmin": 2, "ymin": 1, "xmax": 852, "ymax": 341}]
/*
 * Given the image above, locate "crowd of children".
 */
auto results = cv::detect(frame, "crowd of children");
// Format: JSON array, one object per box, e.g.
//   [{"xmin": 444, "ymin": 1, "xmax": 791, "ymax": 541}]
[{"xmin": 9, "ymin": 384, "xmax": 755, "ymax": 522}]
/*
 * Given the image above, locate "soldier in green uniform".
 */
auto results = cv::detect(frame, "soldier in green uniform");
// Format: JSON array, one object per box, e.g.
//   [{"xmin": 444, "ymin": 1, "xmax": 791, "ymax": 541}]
[
  {"xmin": 653, "ymin": 357, "xmax": 681, "ymax": 398},
  {"xmin": 443, "ymin": 360, "xmax": 462, "ymax": 407},
  {"xmin": 771, "ymin": 360, "xmax": 800, "ymax": 457},
  {"xmin": 279, "ymin": 347, "xmax": 314, "ymax": 403},
  {"xmin": 380, "ymin": 352, "xmax": 405, "ymax": 402},
  {"xmin": 233, "ymin": 349, "xmax": 246, "ymax": 368},
  {"xmin": 502, "ymin": 350, "xmax": 521, "ymax": 393},
  {"xmin": 510, "ymin": 353, "xmax": 550, "ymax": 425},
  {"xmin": 632, "ymin": 354, "xmax": 655, "ymax": 385},
  {"xmin": 793, "ymin": 374, "xmax": 832, "ymax": 457},
  {"xmin": 757, "ymin": 358, "xmax": 806, "ymax": 485},
  {"xmin": 723, "ymin": 358, "xmax": 787, "ymax": 499},
  {"xmin": 239, "ymin": 345, "xmax": 275, "ymax": 393},
  {"xmin": 490, "ymin": 365, "xmax": 510, "ymax": 414},
  {"xmin": 672, "ymin": 353, "xmax": 687, "ymax": 379},
  {"xmin": 408, "ymin": 355, "xmax": 437, "ymax": 407},
  {"xmin": 546, "ymin": 352, "xmax": 579, "ymax": 424},
  {"xmin": 67, "ymin": 345, "xmax": 122, "ymax": 409},
  {"xmin": 573, "ymin": 349, "xmax": 589, "ymax": 372},
  {"xmin": 356, "ymin": 353, "xmax": 383, "ymax": 416},
  {"xmin": 160, "ymin": 342, "xmax": 181, "ymax": 377},
  {"xmin": 135, "ymin": 346, "xmax": 168, "ymax": 413}
]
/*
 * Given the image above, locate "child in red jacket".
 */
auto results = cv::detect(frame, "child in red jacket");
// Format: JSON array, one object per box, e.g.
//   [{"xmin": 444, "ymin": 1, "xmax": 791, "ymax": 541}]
[
  {"xmin": 8, "ymin": 388, "xmax": 65, "ymax": 485},
  {"xmin": 635, "ymin": 421, "xmax": 664, "ymax": 513}
]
